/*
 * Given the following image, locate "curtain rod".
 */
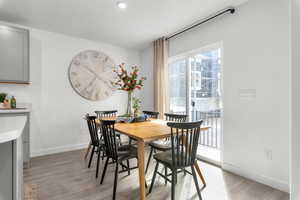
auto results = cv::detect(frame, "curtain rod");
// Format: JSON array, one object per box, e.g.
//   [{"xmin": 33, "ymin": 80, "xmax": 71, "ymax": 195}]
[{"xmin": 166, "ymin": 7, "xmax": 235, "ymax": 40}]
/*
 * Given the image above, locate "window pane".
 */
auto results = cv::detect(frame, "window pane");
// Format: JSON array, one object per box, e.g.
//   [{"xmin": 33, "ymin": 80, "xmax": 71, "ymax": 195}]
[
  {"xmin": 169, "ymin": 59, "xmax": 186, "ymax": 114},
  {"xmin": 191, "ymin": 48, "xmax": 222, "ymax": 112}
]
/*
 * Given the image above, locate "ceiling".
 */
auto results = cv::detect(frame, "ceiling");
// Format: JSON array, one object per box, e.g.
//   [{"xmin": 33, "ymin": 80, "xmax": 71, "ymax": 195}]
[{"xmin": 0, "ymin": 0, "xmax": 248, "ymax": 50}]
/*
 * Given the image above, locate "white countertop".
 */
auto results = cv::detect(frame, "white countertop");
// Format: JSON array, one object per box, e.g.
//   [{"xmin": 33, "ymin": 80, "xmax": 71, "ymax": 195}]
[
  {"xmin": 0, "ymin": 108, "xmax": 31, "ymax": 114},
  {"xmin": 0, "ymin": 115, "xmax": 27, "ymax": 143}
]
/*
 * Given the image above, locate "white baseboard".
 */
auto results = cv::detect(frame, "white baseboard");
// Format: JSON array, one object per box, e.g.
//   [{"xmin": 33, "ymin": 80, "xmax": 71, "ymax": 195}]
[
  {"xmin": 197, "ymin": 155, "xmax": 221, "ymax": 167},
  {"xmin": 31, "ymin": 142, "xmax": 89, "ymax": 157},
  {"xmin": 222, "ymin": 162, "xmax": 290, "ymax": 193}
]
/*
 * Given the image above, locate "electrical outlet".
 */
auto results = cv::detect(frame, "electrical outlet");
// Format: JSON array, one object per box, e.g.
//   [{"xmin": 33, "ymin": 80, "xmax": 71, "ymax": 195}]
[{"xmin": 264, "ymin": 149, "xmax": 273, "ymax": 161}]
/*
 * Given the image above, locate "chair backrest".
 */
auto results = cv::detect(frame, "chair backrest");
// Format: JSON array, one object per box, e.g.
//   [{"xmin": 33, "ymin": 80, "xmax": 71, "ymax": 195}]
[
  {"xmin": 167, "ymin": 120, "xmax": 203, "ymax": 168},
  {"xmin": 164, "ymin": 113, "xmax": 188, "ymax": 122},
  {"xmin": 101, "ymin": 120, "xmax": 118, "ymax": 160},
  {"xmin": 86, "ymin": 115, "xmax": 100, "ymax": 147},
  {"xmin": 95, "ymin": 110, "xmax": 118, "ymax": 119},
  {"xmin": 143, "ymin": 111, "xmax": 160, "ymax": 119}
]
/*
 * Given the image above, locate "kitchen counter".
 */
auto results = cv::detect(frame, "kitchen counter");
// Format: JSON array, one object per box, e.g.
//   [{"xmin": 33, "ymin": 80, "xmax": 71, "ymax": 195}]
[
  {"xmin": 0, "ymin": 115, "xmax": 27, "ymax": 200},
  {"xmin": 0, "ymin": 107, "xmax": 31, "ymax": 168},
  {"xmin": 0, "ymin": 108, "xmax": 31, "ymax": 114},
  {"xmin": 0, "ymin": 115, "xmax": 27, "ymax": 143}
]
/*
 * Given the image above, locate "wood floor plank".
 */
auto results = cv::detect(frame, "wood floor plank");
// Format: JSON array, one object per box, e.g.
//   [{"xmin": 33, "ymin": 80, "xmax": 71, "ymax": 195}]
[{"xmin": 24, "ymin": 149, "xmax": 290, "ymax": 200}]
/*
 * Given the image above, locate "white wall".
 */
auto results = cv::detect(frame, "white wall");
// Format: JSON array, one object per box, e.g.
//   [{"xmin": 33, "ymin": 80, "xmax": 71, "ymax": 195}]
[
  {"xmin": 0, "ymin": 22, "xmax": 140, "ymax": 157},
  {"xmin": 140, "ymin": 0, "xmax": 291, "ymax": 192},
  {"xmin": 292, "ymin": 0, "xmax": 300, "ymax": 199}
]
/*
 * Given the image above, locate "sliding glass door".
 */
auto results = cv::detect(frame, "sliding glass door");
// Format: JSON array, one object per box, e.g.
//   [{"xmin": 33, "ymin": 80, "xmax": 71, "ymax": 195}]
[
  {"xmin": 169, "ymin": 43, "xmax": 223, "ymax": 163},
  {"xmin": 169, "ymin": 58, "xmax": 187, "ymax": 114}
]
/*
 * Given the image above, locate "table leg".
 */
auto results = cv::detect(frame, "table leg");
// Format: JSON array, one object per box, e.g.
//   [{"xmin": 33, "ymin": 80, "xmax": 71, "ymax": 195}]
[
  {"xmin": 194, "ymin": 161, "xmax": 206, "ymax": 187},
  {"xmin": 137, "ymin": 141, "xmax": 146, "ymax": 200}
]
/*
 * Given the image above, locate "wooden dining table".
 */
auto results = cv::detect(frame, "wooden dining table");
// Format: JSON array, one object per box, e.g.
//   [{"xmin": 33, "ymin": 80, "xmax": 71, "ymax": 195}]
[{"xmin": 97, "ymin": 118, "xmax": 209, "ymax": 200}]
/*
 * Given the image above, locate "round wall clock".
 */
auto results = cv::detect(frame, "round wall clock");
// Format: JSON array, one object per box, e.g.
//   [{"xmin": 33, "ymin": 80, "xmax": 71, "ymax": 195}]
[{"xmin": 68, "ymin": 50, "xmax": 117, "ymax": 101}]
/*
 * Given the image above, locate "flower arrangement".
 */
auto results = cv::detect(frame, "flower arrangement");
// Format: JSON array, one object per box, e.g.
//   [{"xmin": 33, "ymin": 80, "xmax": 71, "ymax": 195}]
[
  {"xmin": 112, "ymin": 63, "xmax": 146, "ymax": 117},
  {"xmin": 112, "ymin": 63, "xmax": 146, "ymax": 91}
]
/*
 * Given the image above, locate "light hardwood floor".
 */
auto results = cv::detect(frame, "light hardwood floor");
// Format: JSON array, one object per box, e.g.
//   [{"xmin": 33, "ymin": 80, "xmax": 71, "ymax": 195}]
[{"xmin": 24, "ymin": 149, "xmax": 289, "ymax": 200}]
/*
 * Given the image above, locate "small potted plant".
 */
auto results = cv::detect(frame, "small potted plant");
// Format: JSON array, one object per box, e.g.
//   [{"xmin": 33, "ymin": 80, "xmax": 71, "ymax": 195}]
[
  {"xmin": 0, "ymin": 93, "xmax": 7, "ymax": 108},
  {"xmin": 133, "ymin": 97, "xmax": 142, "ymax": 117}
]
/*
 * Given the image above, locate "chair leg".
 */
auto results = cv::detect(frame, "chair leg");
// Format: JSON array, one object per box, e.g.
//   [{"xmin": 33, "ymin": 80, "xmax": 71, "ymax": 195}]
[
  {"xmin": 191, "ymin": 166, "xmax": 202, "ymax": 200},
  {"xmin": 96, "ymin": 147, "xmax": 101, "ymax": 178},
  {"xmin": 126, "ymin": 160, "xmax": 130, "ymax": 175},
  {"xmin": 194, "ymin": 162, "xmax": 206, "ymax": 187},
  {"xmin": 120, "ymin": 161, "xmax": 125, "ymax": 171},
  {"xmin": 183, "ymin": 168, "xmax": 187, "ymax": 176},
  {"xmin": 148, "ymin": 162, "xmax": 159, "ymax": 194},
  {"xmin": 101, "ymin": 149, "xmax": 105, "ymax": 160},
  {"xmin": 118, "ymin": 135, "xmax": 122, "ymax": 146},
  {"xmin": 164, "ymin": 167, "xmax": 168, "ymax": 185},
  {"xmin": 171, "ymin": 169, "xmax": 176, "ymax": 200},
  {"xmin": 84, "ymin": 142, "xmax": 92, "ymax": 160},
  {"xmin": 145, "ymin": 147, "xmax": 154, "ymax": 174},
  {"xmin": 112, "ymin": 163, "xmax": 119, "ymax": 200},
  {"xmin": 100, "ymin": 157, "xmax": 109, "ymax": 184},
  {"xmin": 88, "ymin": 146, "xmax": 95, "ymax": 168}
]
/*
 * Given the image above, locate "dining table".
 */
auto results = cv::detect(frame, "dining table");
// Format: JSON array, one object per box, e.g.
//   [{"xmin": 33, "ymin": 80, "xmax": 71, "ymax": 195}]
[{"xmin": 96, "ymin": 118, "xmax": 209, "ymax": 200}]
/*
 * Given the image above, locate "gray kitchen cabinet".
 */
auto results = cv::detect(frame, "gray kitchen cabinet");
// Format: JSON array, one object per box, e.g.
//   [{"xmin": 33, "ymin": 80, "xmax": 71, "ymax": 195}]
[
  {"xmin": 0, "ymin": 115, "xmax": 26, "ymax": 200},
  {"xmin": 0, "ymin": 141, "xmax": 13, "ymax": 200},
  {"xmin": 22, "ymin": 113, "xmax": 30, "ymax": 168},
  {"xmin": 0, "ymin": 25, "xmax": 29, "ymax": 83}
]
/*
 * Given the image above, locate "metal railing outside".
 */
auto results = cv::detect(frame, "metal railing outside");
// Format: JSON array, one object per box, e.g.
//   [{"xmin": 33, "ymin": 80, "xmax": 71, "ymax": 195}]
[{"xmin": 191, "ymin": 110, "xmax": 222, "ymax": 149}]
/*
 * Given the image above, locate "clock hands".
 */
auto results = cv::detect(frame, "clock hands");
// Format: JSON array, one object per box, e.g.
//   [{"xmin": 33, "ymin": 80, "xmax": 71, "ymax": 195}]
[
  {"xmin": 81, "ymin": 64, "xmax": 114, "ymax": 89},
  {"xmin": 82, "ymin": 76, "xmax": 97, "ymax": 95}
]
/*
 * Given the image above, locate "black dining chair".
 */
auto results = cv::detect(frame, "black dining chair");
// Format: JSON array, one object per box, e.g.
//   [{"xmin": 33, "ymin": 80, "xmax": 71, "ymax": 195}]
[
  {"xmin": 145, "ymin": 113, "xmax": 188, "ymax": 176},
  {"xmin": 100, "ymin": 120, "xmax": 138, "ymax": 200},
  {"xmin": 95, "ymin": 110, "xmax": 118, "ymax": 118},
  {"xmin": 85, "ymin": 115, "xmax": 105, "ymax": 178},
  {"xmin": 84, "ymin": 110, "xmax": 122, "ymax": 160},
  {"xmin": 95, "ymin": 110, "xmax": 122, "ymax": 144},
  {"xmin": 143, "ymin": 111, "xmax": 160, "ymax": 119},
  {"xmin": 148, "ymin": 120, "xmax": 204, "ymax": 200},
  {"xmin": 164, "ymin": 113, "xmax": 188, "ymax": 122}
]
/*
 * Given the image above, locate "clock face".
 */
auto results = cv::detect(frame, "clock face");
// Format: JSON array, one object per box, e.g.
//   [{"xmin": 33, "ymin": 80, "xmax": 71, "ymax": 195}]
[{"xmin": 68, "ymin": 50, "xmax": 117, "ymax": 101}]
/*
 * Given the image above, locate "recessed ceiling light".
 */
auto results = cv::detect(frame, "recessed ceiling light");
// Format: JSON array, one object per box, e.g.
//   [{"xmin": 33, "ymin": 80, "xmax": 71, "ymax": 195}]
[{"xmin": 117, "ymin": 1, "xmax": 127, "ymax": 9}]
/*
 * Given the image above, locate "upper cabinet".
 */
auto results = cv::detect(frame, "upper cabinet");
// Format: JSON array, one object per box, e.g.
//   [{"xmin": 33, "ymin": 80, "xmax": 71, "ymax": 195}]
[{"xmin": 0, "ymin": 25, "xmax": 29, "ymax": 84}]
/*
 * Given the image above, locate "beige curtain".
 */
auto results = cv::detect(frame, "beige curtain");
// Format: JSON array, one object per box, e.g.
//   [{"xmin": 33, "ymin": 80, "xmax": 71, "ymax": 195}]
[{"xmin": 153, "ymin": 37, "xmax": 169, "ymax": 119}]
